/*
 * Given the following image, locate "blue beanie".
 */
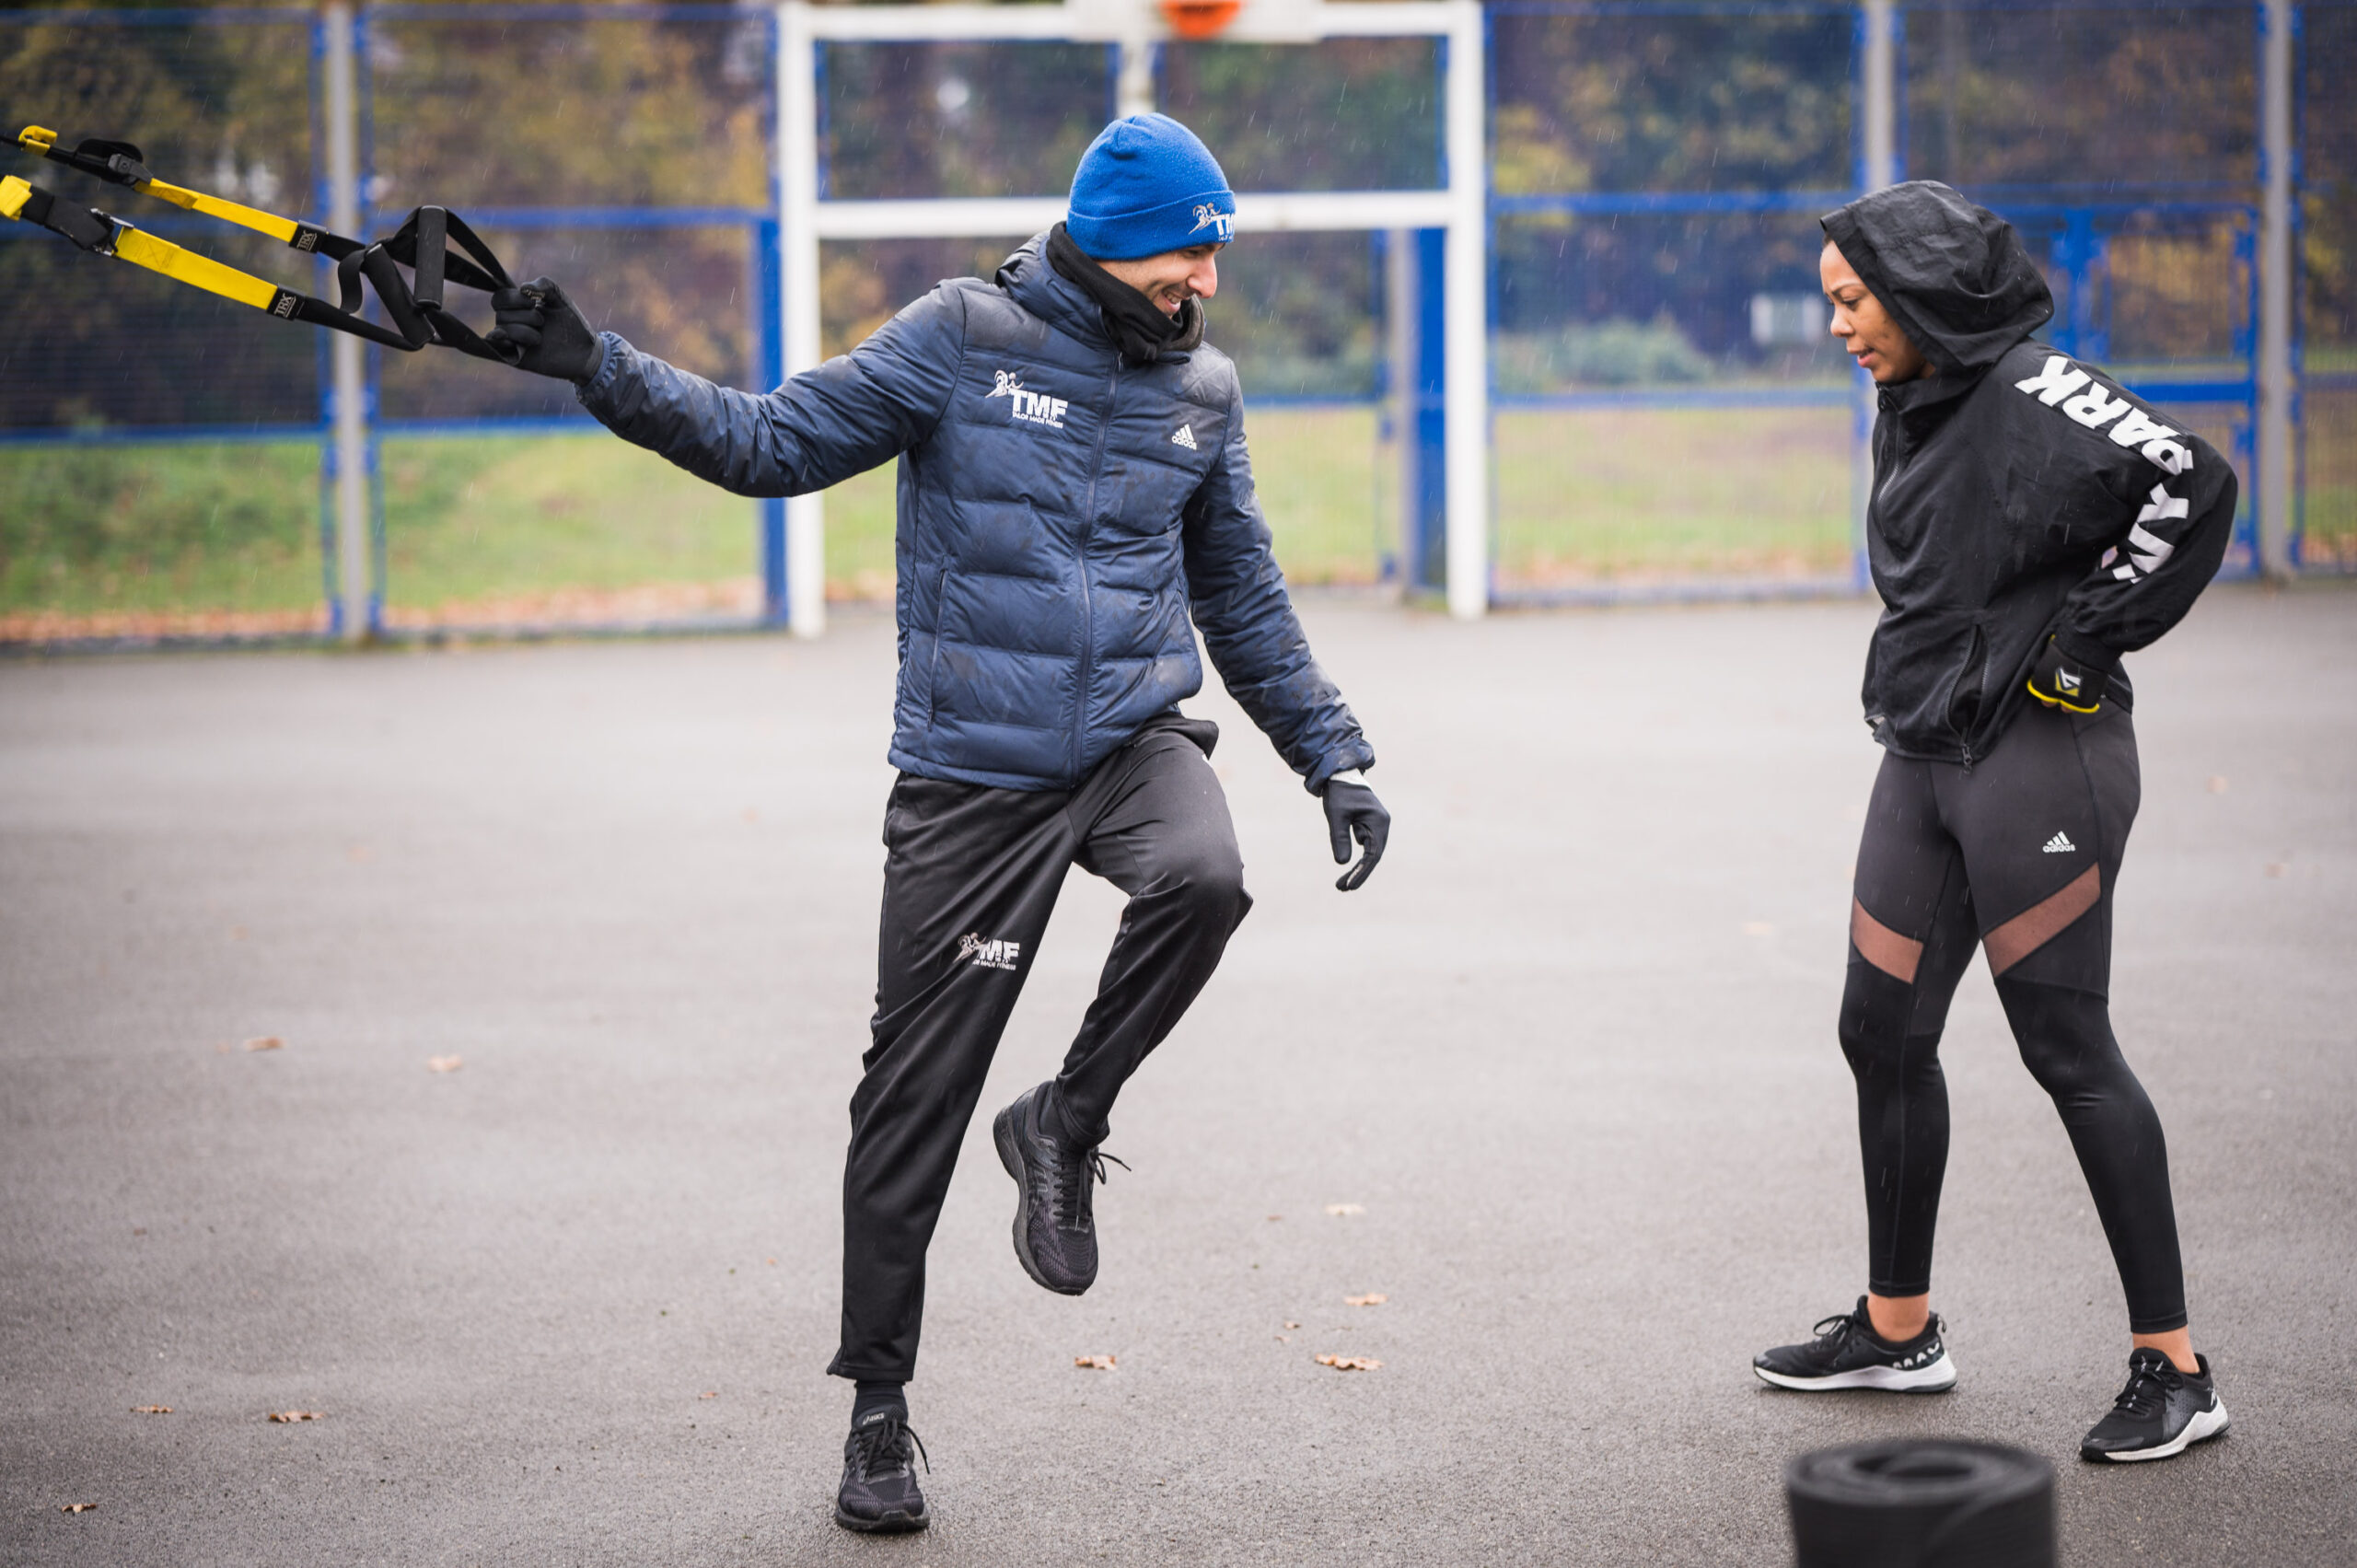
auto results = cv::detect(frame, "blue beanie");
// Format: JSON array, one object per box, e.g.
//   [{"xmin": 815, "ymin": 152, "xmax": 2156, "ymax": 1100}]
[{"xmin": 1065, "ymin": 113, "xmax": 1236, "ymax": 261}]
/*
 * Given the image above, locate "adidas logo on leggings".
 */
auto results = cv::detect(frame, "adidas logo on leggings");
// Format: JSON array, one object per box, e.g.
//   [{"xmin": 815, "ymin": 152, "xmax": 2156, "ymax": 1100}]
[{"xmin": 2043, "ymin": 831, "xmax": 2077, "ymax": 854}]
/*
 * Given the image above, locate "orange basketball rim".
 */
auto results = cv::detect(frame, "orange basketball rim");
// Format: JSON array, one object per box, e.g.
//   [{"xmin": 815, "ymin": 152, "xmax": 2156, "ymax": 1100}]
[{"xmin": 1159, "ymin": 0, "xmax": 1243, "ymax": 40}]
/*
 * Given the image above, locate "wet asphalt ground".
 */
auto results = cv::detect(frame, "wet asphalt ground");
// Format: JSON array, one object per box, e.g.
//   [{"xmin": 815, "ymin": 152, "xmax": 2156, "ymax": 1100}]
[{"xmin": 3, "ymin": 587, "xmax": 2351, "ymax": 1566}]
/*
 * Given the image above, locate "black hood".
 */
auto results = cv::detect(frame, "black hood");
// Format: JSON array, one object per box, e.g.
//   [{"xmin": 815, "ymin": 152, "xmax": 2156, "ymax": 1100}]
[{"xmin": 1820, "ymin": 180, "xmax": 2052, "ymax": 378}]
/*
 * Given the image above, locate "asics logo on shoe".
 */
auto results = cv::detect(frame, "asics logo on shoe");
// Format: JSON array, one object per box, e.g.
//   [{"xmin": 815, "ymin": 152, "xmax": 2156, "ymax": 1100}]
[
  {"xmin": 2044, "ymin": 831, "xmax": 2076, "ymax": 854},
  {"xmin": 1190, "ymin": 202, "xmax": 1235, "ymax": 241},
  {"xmin": 1171, "ymin": 424, "xmax": 1197, "ymax": 450},
  {"xmin": 957, "ymin": 933, "xmax": 1021, "ymax": 970},
  {"xmin": 987, "ymin": 369, "xmax": 1068, "ymax": 429}
]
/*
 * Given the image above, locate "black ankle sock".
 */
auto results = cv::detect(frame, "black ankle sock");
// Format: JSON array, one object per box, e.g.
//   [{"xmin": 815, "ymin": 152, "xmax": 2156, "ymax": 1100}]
[{"xmin": 852, "ymin": 1379, "xmax": 906, "ymax": 1424}]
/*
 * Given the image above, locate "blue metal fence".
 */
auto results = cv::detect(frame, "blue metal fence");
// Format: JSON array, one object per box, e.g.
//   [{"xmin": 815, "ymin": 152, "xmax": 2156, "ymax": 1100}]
[{"xmin": 0, "ymin": 1, "xmax": 2336, "ymax": 639}]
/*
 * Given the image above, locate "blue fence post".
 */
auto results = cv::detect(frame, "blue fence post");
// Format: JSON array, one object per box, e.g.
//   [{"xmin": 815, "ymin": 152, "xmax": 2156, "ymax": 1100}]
[
  {"xmin": 1407, "ymin": 226, "xmax": 1448, "ymax": 594},
  {"xmin": 755, "ymin": 217, "xmax": 787, "ymax": 624}
]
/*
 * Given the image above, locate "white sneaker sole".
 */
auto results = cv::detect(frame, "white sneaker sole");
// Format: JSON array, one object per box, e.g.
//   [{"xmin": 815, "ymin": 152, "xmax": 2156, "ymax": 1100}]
[
  {"xmin": 1753, "ymin": 1353, "xmax": 1957, "ymax": 1394},
  {"xmin": 2090, "ymin": 1401, "xmax": 2230, "ymax": 1462}
]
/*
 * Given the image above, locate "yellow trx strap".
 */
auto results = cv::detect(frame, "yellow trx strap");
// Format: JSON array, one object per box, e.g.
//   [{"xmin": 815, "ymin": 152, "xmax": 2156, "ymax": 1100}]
[
  {"xmin": 18, "ymin": 124, "xmax": 338, "ymax": 254},
  {"xmin": 3, "ymin": 171, "xmax": 288, "ymax": 315},
  {"xmin": 6, "ymin": 127, "xmax": 523, "ymax": 362}
]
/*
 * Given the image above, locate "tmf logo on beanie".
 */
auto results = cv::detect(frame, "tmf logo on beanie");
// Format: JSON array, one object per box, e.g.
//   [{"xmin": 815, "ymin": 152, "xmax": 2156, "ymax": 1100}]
[{"xmin": 1065, "ymin": 113, "xmax": 1236, "ymax": 261}]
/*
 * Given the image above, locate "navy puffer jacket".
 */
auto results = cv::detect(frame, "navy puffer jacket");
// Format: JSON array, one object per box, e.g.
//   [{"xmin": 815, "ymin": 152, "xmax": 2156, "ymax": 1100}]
[{"xmin": 576, "ymin": 235, "xmax": 1374, "ymax": 794}]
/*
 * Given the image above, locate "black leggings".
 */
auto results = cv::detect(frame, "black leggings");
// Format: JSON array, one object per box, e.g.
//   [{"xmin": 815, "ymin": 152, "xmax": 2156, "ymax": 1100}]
[{"xmin": 1842, "ymin": 703, "xmax": 2188, "ymax": 1333}]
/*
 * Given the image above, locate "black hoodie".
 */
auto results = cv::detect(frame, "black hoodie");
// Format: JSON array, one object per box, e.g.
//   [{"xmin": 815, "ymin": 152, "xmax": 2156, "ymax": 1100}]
[{"xmin": 1823, "ymin": 181, "xmax": 2237, "ymax": 764}]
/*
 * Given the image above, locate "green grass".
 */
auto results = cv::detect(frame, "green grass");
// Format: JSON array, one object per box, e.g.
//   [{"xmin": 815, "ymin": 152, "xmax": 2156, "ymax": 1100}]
[
  {"xmin": 377, "ymin": 436, "xmax": 754, "ymax": 621},
  {"xmin": 1494, "ymin": 406, "xmax": 1855, "ymax": 582},
  {"xmin": 0, "ymin": 442, "xmax": 324, "ymax": 619},
  {"xmin": 14, "ymin": 390, "xmax": 2349, "ymax": 633}
]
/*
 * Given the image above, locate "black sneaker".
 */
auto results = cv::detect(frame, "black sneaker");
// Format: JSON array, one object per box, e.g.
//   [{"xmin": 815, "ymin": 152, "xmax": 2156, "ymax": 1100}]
[
  {"xmin": 2080, "ymin": 1349, "xmax": 2229, "ymax": 1463},
  {"xmin": 1753, "ymin": 1297, "xmax": 1957, "ymax": 1392},
  {"xmin": 834, "ymin": 1409, "xmax": 929, "ymax": 1534},
  {"xmin": 992, "ymin": 1081, "xmax": 1126, "ymax": 1295}
]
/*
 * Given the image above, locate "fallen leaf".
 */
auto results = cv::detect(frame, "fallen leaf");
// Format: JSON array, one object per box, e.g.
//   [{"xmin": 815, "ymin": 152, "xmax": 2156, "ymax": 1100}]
[
  {"xmin": 1074, "ymin": 1354, "xmax": 1117, "ymax": 1371},
  {"xmin": 1265, "ymin": 1214, "xmax": 1283, "ymax": 1222},
  {"xmin": 2207, "ymin": 776, "xmax": 2229, "ymax": 794},
  {"xmin": 1275, "ymin": 1334, "xmax": 1290, "ymax": 1342},
  {"xmin": 766, "ymin": 1257, "xmax": 778, "ymax": 1266},
  {"xmin": 426, "ymin": 1055, "xmax": 463, "ymax": 1073},
  {"xmin": 267, "ymin": 1410, "xmax": 323, "ymax": 1423},
  {"xmin": 60, "ymin": 1503, "xmax": 97, "ymax": 1514},
  {"xmin": 698, "ymin": 1390, "xmax": 719, "ymax": 1400},
  {"xmin": 1283, "ymin": 1320, "xmax": 1301, "ymax": 1330},
  {"xmin": 1323, "ymin": 1202, "xmax": 1364, "ymax": 1217},
  {"xmin": 132, "ymin": 1405, "xmax": 172, "ymax": 1415},
  {"xmin": 1344, "ymin": 1293, "xmax": 1388, "ymax": 1307},
  {"xmin": 243, "ymin": 1036, "xmax": 284, "ymax": 1052},
  {"xmin": 2265, "ymin": 863, "xmax": 2288, "ymax": 878},
  {"xmin": 1315, "ymin": 1354, "xmax": 1383, "ymax": 1372}
]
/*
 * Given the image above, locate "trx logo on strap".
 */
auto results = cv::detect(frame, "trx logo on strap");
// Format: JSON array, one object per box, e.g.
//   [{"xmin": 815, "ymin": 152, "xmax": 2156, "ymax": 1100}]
[{"xmin": 271, "ymin": 289, "xmax": 298, "ymax": 319}]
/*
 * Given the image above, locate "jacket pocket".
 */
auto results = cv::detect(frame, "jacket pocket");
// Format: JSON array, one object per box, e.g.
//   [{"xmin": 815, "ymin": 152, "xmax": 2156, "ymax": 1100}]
[
  {"xmin": 1945, "ymin": 621, "xmax": 1988, "ymax": 741},
  {"xmin": 920, "ymin": 565, "xmax": 950, "ymax": 724}
]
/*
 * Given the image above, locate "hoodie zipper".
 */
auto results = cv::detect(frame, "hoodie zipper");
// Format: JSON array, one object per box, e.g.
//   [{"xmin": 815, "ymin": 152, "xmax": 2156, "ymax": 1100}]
[{"xmin": 1071, "ymin": 355, "xmax": 1120, "ymax": 783}]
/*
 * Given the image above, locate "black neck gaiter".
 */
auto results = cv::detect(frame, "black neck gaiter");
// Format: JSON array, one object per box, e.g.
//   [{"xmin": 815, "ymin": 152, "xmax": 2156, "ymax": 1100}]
[{"xmin": 1047, "ymin": 223, "xmax": 1204, "ymax": 366}]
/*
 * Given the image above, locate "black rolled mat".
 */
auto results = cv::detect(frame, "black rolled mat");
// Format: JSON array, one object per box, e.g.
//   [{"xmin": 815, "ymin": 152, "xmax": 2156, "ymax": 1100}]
[{"xmin": 1785, "ymin": 1438, "xmax": 2055, "ymax": 1568}]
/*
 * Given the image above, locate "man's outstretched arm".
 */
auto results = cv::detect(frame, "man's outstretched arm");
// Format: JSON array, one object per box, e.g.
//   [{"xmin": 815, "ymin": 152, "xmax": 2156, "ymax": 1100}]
[{"xmin": 493, "ymin": 275, "xmax": 965, "ymax": 499}]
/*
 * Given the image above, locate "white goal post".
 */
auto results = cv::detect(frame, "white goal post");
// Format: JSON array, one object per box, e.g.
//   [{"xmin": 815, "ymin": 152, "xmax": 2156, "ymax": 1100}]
[{"xmin": 772, "ymin": 0, "xmax": 1489, "ymax": 634}]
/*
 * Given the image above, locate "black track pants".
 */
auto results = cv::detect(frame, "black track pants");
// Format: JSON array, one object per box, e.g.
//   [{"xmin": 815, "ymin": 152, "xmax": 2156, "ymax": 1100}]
[
  {"xmin": 828, "ymin": 715, "xmax": 1251, "ymax": 1382},
  {"xmin": 1841, "ymin": 702, "xmax": 2189, "ymax": 1333}
]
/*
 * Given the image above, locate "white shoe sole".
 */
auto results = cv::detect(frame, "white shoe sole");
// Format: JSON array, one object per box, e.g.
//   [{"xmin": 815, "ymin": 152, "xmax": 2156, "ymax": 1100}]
[
  {"xmin": 2090, "ymin": 1400, "xmax": 2230, "ymax": 1462},
  {"xmin": 1753, "ymin": 1353, "xmax": 1957, "ymax": 1394}
]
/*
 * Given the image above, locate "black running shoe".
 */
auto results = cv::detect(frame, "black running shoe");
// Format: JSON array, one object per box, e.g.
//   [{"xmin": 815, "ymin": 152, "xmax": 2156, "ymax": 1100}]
[
  {"xmin": 2080, "ymin": 1348, "xmax": 2228, "ymax": 1463},
  {"xmin": 1754, "ymin": 1297, "xmax": 1957, "ymax": 1392},
  {"xmin": 992, "ymin": 1081, "xmax": 1126, "ymax": 1295},
  {"xmin": 834, "ymin": 1409, "xmax": 929, "ymax": 1534}
]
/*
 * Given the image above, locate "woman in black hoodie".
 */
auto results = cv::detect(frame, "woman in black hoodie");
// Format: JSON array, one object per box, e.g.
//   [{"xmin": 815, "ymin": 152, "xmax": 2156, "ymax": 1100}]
[{"xmin": 1750, "ymin": 181, "xmax": 2235, "ymax": 1464}]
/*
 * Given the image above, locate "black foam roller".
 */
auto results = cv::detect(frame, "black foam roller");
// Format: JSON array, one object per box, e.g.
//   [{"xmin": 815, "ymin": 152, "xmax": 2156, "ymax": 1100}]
[{"xmin": 1786, "ymin": 1439, "xmax": 2055, "ymax": 1568}]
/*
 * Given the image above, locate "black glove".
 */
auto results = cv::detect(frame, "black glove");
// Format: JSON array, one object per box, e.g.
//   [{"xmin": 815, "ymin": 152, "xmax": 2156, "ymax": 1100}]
[
  {"xmin": 2026, "ymin": 633, "xmax": 2112, "ymax": 714},
  {"xmin": 487, "ymin": 275, "xmax": 606, "ymax": 383},
  {"xmin": 1321, "ymin": 775, "xmax": 1389, "ymax": 892}
]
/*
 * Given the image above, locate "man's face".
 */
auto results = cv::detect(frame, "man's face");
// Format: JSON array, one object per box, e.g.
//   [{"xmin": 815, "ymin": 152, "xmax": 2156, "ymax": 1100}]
[
  {"xmin": 1820, "ymin": 240, "xmax": 1932, "ymax": 384},
  {"xmin": 1098, "ymin": 243, "xmax": 1224, "ymax": 316}
]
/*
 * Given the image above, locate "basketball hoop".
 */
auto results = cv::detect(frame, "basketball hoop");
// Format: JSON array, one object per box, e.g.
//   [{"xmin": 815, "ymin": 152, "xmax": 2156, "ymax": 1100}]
[{"xmin": 1158, "ymin": 0, "xmax": 1243, "ymax": 40}]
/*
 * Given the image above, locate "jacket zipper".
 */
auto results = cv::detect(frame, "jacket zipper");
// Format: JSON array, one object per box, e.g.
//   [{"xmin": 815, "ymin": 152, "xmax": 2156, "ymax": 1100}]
[
  {"xmin": 1072, "ymin": 356, "xmax": 1120, "ymax": 784},
  {"xmin": 1945, "ymin": 621, "xmax": 1985, "ymax": 772}
]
